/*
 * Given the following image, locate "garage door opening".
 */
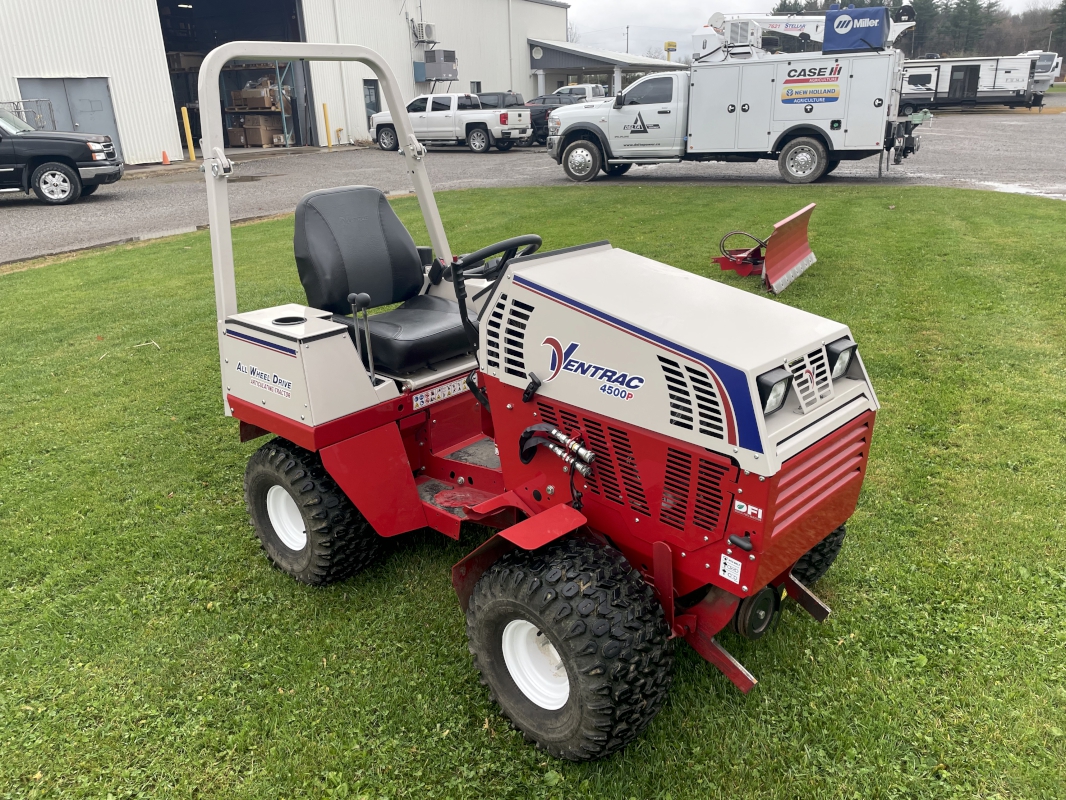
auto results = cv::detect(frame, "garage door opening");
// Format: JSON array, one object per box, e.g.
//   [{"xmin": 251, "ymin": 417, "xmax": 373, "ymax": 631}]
[{"xmin": 157, "ymin": 0, "xmax": 318, "ymax": 153}]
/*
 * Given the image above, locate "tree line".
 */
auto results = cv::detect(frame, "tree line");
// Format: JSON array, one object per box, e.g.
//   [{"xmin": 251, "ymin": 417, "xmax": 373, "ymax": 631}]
[{"xmin": 771, "ymin": 0, "xmax": 1066, "ymax": 61}]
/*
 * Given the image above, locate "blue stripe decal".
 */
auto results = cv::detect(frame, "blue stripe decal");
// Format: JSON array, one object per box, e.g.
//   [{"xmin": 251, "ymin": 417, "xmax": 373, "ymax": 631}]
[
  {"xmin": 513, "ymin": 274, "xmax": 763, "ymax": 454},
  {"xmin": 225, "ymin": 329, "xmax": 298, "ymax": 357}
]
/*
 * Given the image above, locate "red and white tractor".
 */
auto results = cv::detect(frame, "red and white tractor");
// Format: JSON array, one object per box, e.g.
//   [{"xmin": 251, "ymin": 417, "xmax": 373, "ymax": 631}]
[{"xmin": 199, "ymin": 43, "xmax": 879, "ymax": 761}]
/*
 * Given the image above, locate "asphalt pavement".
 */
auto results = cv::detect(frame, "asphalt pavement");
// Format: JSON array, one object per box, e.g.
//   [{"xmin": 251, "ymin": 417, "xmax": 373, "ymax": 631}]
[{"xmin": 3, "ymin": 97, "xmax": 1065, "ymax": 266}]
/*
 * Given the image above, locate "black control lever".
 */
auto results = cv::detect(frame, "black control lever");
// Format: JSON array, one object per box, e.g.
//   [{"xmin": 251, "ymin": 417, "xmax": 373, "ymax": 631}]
[
  {"xmin": 348, "ymin": 292, "xmax": 376, "ymax": 383},
  {"xmin": 728, "ymin": 534, "xmax": 754, "ymax": 552},
  {"xmin": 522, "ymin": 372, "xmax": 542, "ymax": 403},
  {"xmin": 466, "ymin": 370, "xmax": 490, "ymax": 412},
  {"xmin": 449, "ymin": 258, "xmax": 480, "ymax": 351}
]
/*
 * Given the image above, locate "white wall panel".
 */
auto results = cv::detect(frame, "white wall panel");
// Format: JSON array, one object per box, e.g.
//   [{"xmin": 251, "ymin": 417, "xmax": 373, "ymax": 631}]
[
  {"xmin": 0, "ymin": 0, "xmax": 183, "ymax": 165},
  {"xmin": 302, "ymin": 0, "xmax": 567, "ymax": 143}
]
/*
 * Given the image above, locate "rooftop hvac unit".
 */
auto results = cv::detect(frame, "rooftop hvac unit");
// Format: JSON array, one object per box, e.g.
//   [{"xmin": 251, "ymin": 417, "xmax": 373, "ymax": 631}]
[
  {"xmin": 424, "ymin": 49, "xmax": 457, "ymax": 80},
  {"xmin": 413, "ymin": 22, "xmax": 437, "ymax": 43},
  {"xmin": 725, "ymin": 20, "xmax": 759, "ymax": 47}
]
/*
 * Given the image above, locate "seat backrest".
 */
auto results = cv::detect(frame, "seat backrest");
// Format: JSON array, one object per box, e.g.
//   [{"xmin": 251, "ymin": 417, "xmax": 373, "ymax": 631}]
[{"xmin": 294, "ymin": 185, "xmax": 424, "ymax": 314}]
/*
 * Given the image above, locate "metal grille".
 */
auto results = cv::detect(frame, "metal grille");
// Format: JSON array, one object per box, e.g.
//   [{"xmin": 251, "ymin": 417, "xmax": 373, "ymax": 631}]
[
  {"xmin": 659, "ymin": 448, "xmax": 692, "ymax": 530},
  {"xmin": 536, "ymin": 401, "xmax": 558, "ymax": 427},
  {"xmin": 608, "ymin": 426, "xmax": 650, "ymax": 516},
  {"xmin": 484, "ymin": 292, "xmax": 507, "ymax": 370},
  {"xmin": 581, "ymin": 418, "xmax": 620, "ymax": 503},
  {"xmin": 693, "ymin": 457, "xmax": 730, "ymax": 532},
  {"xmin": 658, "ymin": 356, "xmax": 726, "ymax": 441},
  {"xmin": 502, "ymin": 298, "xmax": 534, "ymax": 379},
  {"xmin": 787, "ymin": 347, "xmax": 833, "ymax": 412}
]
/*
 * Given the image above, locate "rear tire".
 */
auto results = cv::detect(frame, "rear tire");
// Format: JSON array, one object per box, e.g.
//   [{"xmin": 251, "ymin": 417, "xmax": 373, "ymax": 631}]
[
  {"xmin": 778, "ymin": 137, "xmax": 829, "ymax": 184},
  {"xmin": 824, "ymin": 159, "xmax": 841, "ymax": 175},
  {"xmin": 495, "ymin": 140, "xmax": 515, "ymax": 151},
  {"xmin": 601, "ymin": 163, "xmax": 631, "ymax": 177},
  {"xmin": 466, "ymin": 538, "xmax": 673, "ymax": 761},
  {"xmin": 244, "ymin": 438, "xmax": 382, "ymax": 585},
  {"xmin": 467, "ymin": 127, "xmax": 490, "ymax": 153},
  {"xmin": 561, "ymin": 139, "xmax": 601, "ymax": 182},
  {"xmin": 377, "ymin": 126, "xmax": 398, "ymax": 151},
  {"xmin": 791, "ymin": 525, "xmax": 846, "ymax": 586},
  {"xmin": 31, "ymin": 162, "xmax": 81, "ymax": 205}
]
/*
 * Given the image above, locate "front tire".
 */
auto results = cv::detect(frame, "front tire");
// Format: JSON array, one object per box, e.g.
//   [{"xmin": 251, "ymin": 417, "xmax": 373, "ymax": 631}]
[
  {"xmin": 31, "ymin": 162, "xmax": 81, "ymax": 205},
  {"xmin": 467, "ymin": 127, "xmax": 490, "ymax": 153},
  {"xmin": 791, "ymin": 525, "xmax": 846, "ymax": 586},
  {"xmin": 824, "ymin": 159, "xmax": 841, "ymax": 175},
  {"xmin": 466, "ymin": 539, "xmax": 673, "ymax": 761},
  {"xmin": 561, "ymin": 139, "xmax": 601, "ymax": 182},
  {"xmin": 377, "ymin": 126, "xmax": 398, "ymax": 151},
  {"xmin": 79, "ymin": 184, "xmax": 100, "ymax": 197},
  {"xmin": 601, "ymin": 163, "xmax": 632, "ymax": 177},
  {"xmin": 244, "ymin": 438, "xmax": 382, "ymax": 585},
  {"xmin": 778, "ymin": 137, "xmax": 829, "ymax": 184}
]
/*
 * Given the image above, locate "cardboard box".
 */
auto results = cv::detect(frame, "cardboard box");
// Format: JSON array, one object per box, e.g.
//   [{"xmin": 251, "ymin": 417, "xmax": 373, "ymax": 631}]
[
  {"xmin": 243, "ymin": 114, "xmax": 284, "ymax": 131},
  {"xmin": 167, "ymin": 51, "xmax": 204, "ymax": 70},
  {"xmin": 272, "ymin": 133, "xmax": 294, "ymax": 146},
  {"xmin": 244, "ymin": 127, "xmax": 273, "ymax": 146},
  {"xmin": 240, "ymin": 90, "xmax": 274, "ymax": 109},
  {"xmin": 226, "ymin": 127, "xmax": 247, "ymax": 147},
  {"xmin": 230, "ymin": 90, "xmax": 244, "ymax": 107}
]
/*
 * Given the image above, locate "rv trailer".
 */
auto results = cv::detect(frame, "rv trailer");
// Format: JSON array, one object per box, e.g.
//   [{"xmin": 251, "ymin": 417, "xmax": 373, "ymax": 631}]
[{"xmin": 901, "ymin": 55, "xmax": 1041, "ymax": 113}]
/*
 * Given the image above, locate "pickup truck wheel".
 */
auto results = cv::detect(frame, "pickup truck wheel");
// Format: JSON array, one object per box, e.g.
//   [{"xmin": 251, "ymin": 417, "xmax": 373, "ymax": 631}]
[
  {"xmin": 31, "ymin": 162, "xmax": 81, "ymax": 205},
  {"xmin": 778, "ymin": 137, "xmax": 829, "ymax": 184},
  {"xmin": 561, "ymin": 140, "xmax": 601, "ymax": 182},
  {"xmin": 601, "ymin": 163, "xmax": 631, "ymax": 177},
  {"xmin": 468, "ymin": 127, "xmax": 490, "ymax": 153},
  {"xmin": 495, "ymin": 140, "xmax": 515, "ymax": 151},
  {"xmin": 80, "ymin": 184, "xmax": 100, "ymax": 197},
  {"xmin": 377, "ymin": 126, "xmax": 398, "ymax": 151}
]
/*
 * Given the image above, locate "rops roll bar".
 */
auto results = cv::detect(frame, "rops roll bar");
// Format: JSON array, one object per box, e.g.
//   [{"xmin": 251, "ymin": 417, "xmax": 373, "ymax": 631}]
[{"xmin": 197, "ymin": 41, "xmax": 453, "ymax": 394}]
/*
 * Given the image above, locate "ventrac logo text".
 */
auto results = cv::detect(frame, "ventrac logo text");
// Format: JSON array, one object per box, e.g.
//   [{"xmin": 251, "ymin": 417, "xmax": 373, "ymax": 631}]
[
  {"xmin": 236, "ymin": 362, "xmax": 292, "ymax": 398},
  {"xmin": 833, "ymin": 14, "xmax": 880, "ymax": 34},
  {"xmin": 734, "ymin": 500, "xmax": 763, "ymax": 521},
  {"xmin": 542, "ymin": 338, "xmax": 645, "ymax": 400},
  {"xmin": 622, "ymin": 112, "xmax": 659, "ymax": 133}
]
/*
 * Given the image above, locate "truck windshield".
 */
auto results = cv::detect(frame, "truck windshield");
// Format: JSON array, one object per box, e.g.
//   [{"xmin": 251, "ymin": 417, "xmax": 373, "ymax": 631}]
[{"xmin": 0, "ymin": 109, "xmax": 35, "ymax": 134}]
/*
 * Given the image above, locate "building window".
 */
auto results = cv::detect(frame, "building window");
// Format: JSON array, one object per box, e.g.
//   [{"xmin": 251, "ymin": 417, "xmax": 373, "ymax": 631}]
[{"xmin": 470, "ymin": 81, "xmax": 482, "ymax": 93}]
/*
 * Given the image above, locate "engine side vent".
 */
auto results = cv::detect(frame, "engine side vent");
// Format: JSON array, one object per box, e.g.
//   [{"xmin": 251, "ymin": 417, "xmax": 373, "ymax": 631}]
[
  {"xmin": 685, "ymin": 366, "xmax": 726, "ymax": 441},
  {"xmin": 502, "ymin": 298, "xmax": 534, "ymax": 380},
  {"xmin": 608, "ymin": 426, "xmax": 650, "ymax": 516},
  {"xmin": 536, "ymin": 401, "xmax": 558, "ymax": 428},
  {"xmin": 692, "ymin": 457, "xmax": 730, "ymax": 532},
  {"xmin": 659, "ymin": 448, "xmax": 692, "ymax": 531},
  {"xmin": 581, "ymin": 418, "xmax": 621, "ymax": 503},
  {"xmin": 484, "ymin": 292, "xmax": 508, "ymax": 370},
  {"xmin": 788, "ymin": 347, "xmax": 833, "ymax": 412},
  {"xmin": 658, "ymin": 356, "xmax": 694, "ymax": 431},
  {"xmin": 558, "ymin": 408, "xmax": 581, "ymax": 433}
]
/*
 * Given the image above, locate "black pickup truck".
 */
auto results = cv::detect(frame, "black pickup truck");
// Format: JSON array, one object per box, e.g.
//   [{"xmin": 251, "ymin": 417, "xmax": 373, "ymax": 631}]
[{"xmin": 0, "ymin": 109, "xmax": 124, "ymax": 205}]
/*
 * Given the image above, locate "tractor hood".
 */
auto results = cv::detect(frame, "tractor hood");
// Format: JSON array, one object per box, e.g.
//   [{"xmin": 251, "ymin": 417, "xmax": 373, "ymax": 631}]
[{"xmin": 482, "ymin": 242, "xmax": 878, "ymax": 475}]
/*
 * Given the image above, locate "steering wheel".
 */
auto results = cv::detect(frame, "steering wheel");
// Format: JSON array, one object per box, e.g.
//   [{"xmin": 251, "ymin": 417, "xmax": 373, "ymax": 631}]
[{"xmin": 452, "ymin": 234, "xmax": 542, "ymax": 278}]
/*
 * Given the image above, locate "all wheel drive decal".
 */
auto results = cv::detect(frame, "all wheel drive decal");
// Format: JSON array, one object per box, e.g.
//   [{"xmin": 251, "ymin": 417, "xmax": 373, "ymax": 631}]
[{"xmin": 513, "ymin": 275, "xmax": 760, "ymax": 452}]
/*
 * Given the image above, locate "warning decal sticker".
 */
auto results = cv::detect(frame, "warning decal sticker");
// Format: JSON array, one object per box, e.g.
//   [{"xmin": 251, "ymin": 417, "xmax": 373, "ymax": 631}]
[
  {"xmin": 719, "ymin": 553, "xmax": 742, "ymax": 584},
  {"xmin": 412, "ymin": 377, "xmax": 467, "ymax": 410}
]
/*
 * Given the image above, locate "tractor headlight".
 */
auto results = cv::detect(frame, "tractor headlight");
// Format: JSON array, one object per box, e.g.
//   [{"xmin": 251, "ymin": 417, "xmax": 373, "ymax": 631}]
[
  {"xmin": 756, "ymin": 367, "xmax": 793, "ymax": 416},
  {"xmin": 826, "ymin": 337, "xmax": 857, "ymax": 379}
]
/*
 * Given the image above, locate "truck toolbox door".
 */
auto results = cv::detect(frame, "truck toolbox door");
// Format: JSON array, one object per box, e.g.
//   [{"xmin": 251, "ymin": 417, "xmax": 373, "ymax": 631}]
[
  {"xmin": 773, "ymin": 58, "xmax": 845, "ymax": 129},
  {"xmin": 687, "ymin": 66, "xmax": 741, "ymax": 152},
  {"xmin": 736, "ymin": 64, "xmax": 776, "ymax": 152},
  {"xmin": 607, "ymin": 75, "xmax": 677, "ymax": 157},
  {"xmin": 844, "ymin": 56, "xmax": 890, "ymax": 148}
]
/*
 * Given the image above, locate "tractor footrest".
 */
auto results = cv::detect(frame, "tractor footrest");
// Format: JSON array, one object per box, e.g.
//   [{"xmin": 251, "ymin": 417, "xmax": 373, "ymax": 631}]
[{"xmin": 416, "ymin": 476, "xmax": 498, "ymax": 539}]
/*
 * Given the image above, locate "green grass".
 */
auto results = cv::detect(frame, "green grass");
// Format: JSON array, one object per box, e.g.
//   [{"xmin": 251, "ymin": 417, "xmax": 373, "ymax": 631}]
[
  {"xmin": 2, "ymin": 184, "xmax": 1066, "ymax": 799},
  {"xmin": 1045, "ymin": 84, "xmax": 1065, "ymax": 93}
]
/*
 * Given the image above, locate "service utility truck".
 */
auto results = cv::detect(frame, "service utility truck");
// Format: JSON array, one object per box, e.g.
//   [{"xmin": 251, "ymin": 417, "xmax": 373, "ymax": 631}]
[
  {"xmin": 901, "ymin": 54, "xmax": 1045, "ymax": 113},
  {"xmin": 548, "ymin": 4, "xmax": 926, "ymax": 184},
  {"xmin": 371, "ymin": 92, "xmax": 531, "ymax": 153}
]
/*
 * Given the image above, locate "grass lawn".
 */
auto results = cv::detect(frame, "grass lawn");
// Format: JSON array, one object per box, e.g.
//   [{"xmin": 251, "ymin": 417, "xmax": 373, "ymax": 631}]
[{"xmin": 2, "ymin": 184, "xmax": 1065, "ymax": 799}]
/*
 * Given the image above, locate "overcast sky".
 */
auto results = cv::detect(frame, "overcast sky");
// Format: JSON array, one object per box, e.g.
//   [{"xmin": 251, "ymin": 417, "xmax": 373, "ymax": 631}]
[{"xmin": 566, "ymin": 0, "xmax": 1048, "ymax": 59}]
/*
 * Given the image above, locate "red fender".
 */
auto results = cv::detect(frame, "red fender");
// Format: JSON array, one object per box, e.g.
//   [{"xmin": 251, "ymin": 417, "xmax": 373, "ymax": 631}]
[{"xmin": 451, "ymin": 503, "xmax": 587, "ymax": 611}]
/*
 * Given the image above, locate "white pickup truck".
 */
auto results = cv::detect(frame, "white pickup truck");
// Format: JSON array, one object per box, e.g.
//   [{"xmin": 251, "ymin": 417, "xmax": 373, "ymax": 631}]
[
  {"xmin": 547, "ymin": 7, "xmax": 926, "ymax": 183},
  {"xmin": 371, "ymin": 93, "xmax": 531, "ymax": 153}
]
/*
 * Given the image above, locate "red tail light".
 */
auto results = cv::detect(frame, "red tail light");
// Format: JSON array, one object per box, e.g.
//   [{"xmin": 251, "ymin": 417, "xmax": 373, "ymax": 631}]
[{"xmin": 500, "ymin": 112, "xmax": 509, "ymax": 125}]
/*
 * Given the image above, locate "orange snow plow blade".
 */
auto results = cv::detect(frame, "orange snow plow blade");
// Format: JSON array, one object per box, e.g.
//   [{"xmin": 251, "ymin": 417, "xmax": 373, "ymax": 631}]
[{"xmin": 714, "ymin": 203, "xmax": 817, "ymax": 295}]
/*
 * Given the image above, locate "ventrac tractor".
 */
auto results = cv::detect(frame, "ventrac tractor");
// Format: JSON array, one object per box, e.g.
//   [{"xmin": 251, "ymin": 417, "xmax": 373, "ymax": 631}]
[{"xmin": 199, "ymin": 42, "xmax": 879, "ymax": 761}]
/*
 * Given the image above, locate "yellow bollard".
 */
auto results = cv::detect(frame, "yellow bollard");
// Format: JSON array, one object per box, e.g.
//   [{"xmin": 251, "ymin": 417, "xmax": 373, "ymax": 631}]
[
  {"xmin": 180, "ymin": 106, "xmax": 196, "ymax": 162},
  {"xmin": 323, "ymin": 103, "xmax": 332, "ymax": 150}
]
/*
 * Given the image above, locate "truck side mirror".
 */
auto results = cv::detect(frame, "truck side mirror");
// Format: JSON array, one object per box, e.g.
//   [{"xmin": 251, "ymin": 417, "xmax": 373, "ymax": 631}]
[{"xmin": 614, "ymin": 93, "xmax": 624, "ymax": 108}]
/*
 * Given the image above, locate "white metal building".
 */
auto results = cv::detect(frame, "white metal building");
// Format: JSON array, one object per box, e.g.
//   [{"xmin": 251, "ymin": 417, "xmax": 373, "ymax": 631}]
[{"xmin": 0, "ymin": 0, "xmax": 568, "ymax": 165}]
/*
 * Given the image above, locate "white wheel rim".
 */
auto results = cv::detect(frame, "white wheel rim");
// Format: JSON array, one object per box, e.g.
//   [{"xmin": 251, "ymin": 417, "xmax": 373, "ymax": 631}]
[
  {"xmin": 266, "ymin": 484, "xmax": 307, "ymax": 551},
  {"xmin": 380, "ymin": 129, "xmax": 395, "ymax": 148},
  {"xmin": 471, "ymin": 130, "xmax": 487, "ymax": 149},
  {"xmin": 41, "ymin": 171, "xmax": 71, "ymax": 200},
  {"xmin": 501, "ymin": 619, "xmax": 570, "ymax": 710},
  {"xmin": 787, "ymin": 146, "xmax": 818, "ymax": 177},
  {"xmin": 567, "ymin": 147, "xmax": 594, "ymax": 176}
]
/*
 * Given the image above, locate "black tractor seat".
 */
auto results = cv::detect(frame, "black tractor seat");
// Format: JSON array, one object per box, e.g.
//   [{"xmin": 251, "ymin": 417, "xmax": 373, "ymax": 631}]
[{"xmin": 293, "ymin": 185, "xmax": 473, "ymax": 375}]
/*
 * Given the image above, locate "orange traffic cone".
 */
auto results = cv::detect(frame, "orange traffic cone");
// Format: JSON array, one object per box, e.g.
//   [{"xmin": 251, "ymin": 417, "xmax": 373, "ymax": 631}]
[{"xmin": 162, "ymin": 151, "xmax": 170, "ymax": 165}]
